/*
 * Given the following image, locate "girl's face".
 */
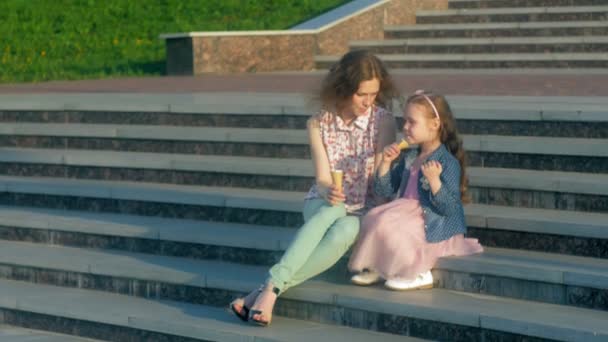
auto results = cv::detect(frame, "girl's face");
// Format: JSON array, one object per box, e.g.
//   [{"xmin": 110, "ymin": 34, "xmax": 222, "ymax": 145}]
[
  {"xmin": 402, "ymin": 103, "xmax": 440, "ymax": 145},
  {"xmin": 347, "ymin": 78, "xmax": 379, "ymax": 116}
]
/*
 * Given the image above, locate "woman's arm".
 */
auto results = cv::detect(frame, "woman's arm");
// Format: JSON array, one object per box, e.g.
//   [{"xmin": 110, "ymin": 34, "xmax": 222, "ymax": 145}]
[
  {"xmin": 307, "ymin": 117, "xmax": 332, "ymax": 196},
  {"xmin": 308, "ymin": 116, "xmax": 346, "ymax": 206}
]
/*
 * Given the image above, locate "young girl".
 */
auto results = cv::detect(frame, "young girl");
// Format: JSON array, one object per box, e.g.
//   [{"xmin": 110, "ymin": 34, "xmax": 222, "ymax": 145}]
[
  {"xmin": 229, "ymin": 50, "xmax": 397, "ymax": 325},
  {"xmin": 348, "ymin": 90, "xmax": 483, "ymax": 291}
]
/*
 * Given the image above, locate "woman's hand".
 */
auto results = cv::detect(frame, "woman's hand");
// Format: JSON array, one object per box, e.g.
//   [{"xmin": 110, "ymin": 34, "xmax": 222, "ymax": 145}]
[
  {"xmin": 381, "ymin": 143, "xmax": 401, "ymax": 165},
  {"xmin": 325, "ymin": 184, "xmax": 346, "ymax": 206}
]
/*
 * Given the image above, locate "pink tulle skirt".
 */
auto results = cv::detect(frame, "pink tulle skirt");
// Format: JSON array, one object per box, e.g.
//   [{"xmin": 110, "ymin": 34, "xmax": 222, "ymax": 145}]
[{"xmin": 348, "ymin": 198, "xmax": 483, "ymax": 280}]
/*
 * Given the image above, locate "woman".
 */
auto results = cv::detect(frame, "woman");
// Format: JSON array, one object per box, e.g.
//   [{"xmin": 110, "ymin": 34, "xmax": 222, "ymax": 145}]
[{"xmin": 230, "ymin": 50, "xmax": 397, "ymax": 326}]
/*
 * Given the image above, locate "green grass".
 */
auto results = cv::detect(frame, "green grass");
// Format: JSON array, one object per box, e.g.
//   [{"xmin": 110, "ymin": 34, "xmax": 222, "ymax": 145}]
[{"xmin": 0, "ymin": 0, "xmax": 349, "ymax": 83}]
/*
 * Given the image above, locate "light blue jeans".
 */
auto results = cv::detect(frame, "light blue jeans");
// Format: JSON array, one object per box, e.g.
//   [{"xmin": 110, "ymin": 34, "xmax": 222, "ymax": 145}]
[{"xmin": 268, "ymin": 198, "xmax": 360, "ymax": 293}]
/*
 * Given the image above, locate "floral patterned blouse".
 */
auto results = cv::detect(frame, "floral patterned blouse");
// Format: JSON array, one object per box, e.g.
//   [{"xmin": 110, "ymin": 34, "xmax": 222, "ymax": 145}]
[{"xmin": 305, "ymin": 106, "xmax": 391, "ymax": 214}]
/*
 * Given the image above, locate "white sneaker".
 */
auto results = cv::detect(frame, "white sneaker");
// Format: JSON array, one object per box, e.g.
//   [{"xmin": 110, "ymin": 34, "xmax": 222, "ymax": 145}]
[
  {"xmin": 351, "ymin": 271, "xmax": 382, "ymax": 286},
  {"xmin": 384, "ymin": 271, "xmax": 433, "ymax": 291}
]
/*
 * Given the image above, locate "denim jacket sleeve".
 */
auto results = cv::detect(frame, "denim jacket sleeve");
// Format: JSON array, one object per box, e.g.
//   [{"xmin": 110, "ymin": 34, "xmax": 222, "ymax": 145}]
[
  {"xmin": 427, "ymin": 153, "xmax": 462, "ymax": 217},
  {"xmin": 374, "ymin": 154, "xmax": 405, "ymax": 198}
]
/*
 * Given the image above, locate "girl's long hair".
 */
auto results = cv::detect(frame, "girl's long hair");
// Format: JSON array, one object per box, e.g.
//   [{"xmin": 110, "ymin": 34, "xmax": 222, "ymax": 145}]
[
  {"xmin": 407, "ymin": 93, "xmax": 469, "ymax": 203},
  {"xmin": 319, "ymin": 50, "xmax": 397, "ymax": 112}
]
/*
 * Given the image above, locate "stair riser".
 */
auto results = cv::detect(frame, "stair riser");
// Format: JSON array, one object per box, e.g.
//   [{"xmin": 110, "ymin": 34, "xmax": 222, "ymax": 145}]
[
  {"xmin": 1, "ymin": 117, "xmax": 606, "ymax": 139},
  {"xmin": 0, "ymin": 309, "xmax": 207, "ymax": 342},
  {"xmin": 0, "ymin": 164, "xmax": 313, "ymax": 192},
  {"xmin": 470, "ymin": 188, "xmax": 608, "ymax": 213},
  {"xmin": 1, "ymin": 220, "xmax": 606, "ymax": 273},
  {"xmin": 468, "ymin": 227, "xmax": 608, "ymax": 259},
  {"xmin": 0, "ymin": 193, "xmax": 304, "ymax": 227},
  {"xmin": 454, "ymin": 120, "xmax": 608, "ymax": 139},
  {"xmin": 0, "ymin": 136, "xmax": 311, "ymax": 159},
  {"xmin": 0, "ymin": 111, "xmax": 308, "ymax": 129},
  {"xmin": 417, "ymin": 12, "xmax": 608, "ymax": 25},
  {"xmin": 0, "ymin": 226, "xmax": 282, "ymax": 266},
  {"xmin": 434, "ymin": 269, "xmax": 608, "ymax": 311},
  {"xmin": 467, "ymin": 153, "xmax": 608, "ymax": 174},
  {"xmin": 0, "ymin": 171, "xmax": 606, "ymax": 212},
  {"xmin": 0, "ymin": 268, "xmax": 568, "ymax": 342},
  {"xmin": 449, "ymin": 0, "xmax": 608, "ymax": 9},
  {"xmin": 318, "ymin": 60, "xmax": 608, "ymax": 69},
  {"xmin": 1, "ymin": 167, "xmax": 606, "ymax": 213},
  {"xmin": 385, "ymin": 27, "xmax": 608, "ymax": 39},
  {"xmin": 360, "ymin": 43, "xmax": 608, "ymax": 54}
]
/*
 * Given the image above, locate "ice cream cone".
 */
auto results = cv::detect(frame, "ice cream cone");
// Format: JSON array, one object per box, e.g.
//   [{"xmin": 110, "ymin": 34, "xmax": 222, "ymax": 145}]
[
  {"xmin": 331, "ymin": 170, "xmax": 343, "ymax": 190},
  {"xmin": 398, "ymin": 139, "xmax": 409, "ymax": 150}
]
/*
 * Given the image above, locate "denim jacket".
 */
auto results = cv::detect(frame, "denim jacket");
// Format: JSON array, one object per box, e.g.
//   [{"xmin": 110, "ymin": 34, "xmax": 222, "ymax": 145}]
[{"xmin": 374, "ymin": 144, "xmax": 467, "ymax": 243}]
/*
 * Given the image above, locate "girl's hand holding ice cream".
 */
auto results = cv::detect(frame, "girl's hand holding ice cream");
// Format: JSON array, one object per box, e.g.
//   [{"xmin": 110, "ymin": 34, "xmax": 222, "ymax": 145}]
[{"xmin": 382, "ymin": 142, "xmax": 403, "ymax": 164}]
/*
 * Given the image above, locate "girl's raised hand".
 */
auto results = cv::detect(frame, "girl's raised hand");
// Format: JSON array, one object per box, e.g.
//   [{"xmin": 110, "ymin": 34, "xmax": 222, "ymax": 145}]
[
  {"xmin": 325, "ymin": 184, "xmax": 346, "ymax": 206},
  {"xmin": 421, "ymin": 160, "xmax": 443, "ymax": 180},
  {"xmin": 382, "ymin": 143, "xmax": 401, "ymax": 164}
]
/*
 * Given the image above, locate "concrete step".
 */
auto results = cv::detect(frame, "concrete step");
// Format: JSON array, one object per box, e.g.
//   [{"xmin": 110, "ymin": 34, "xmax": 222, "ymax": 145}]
[
  {"xmin": 0, "ymin": 149, "xmax": 606, "ymax": 211},
  {"xmin": 0, "ymin": 242, "xmax": 607, "ymax": 341},
  {"xmin": 0, "ymin": 325, "xmax": 102, "ymax": 342},
  {"xmin": 1, "ymin": 122, "xmax": 607, "ymax": 171},
  {"xmin": 384, "ymin": 20, "xmax": 608, "ymax": 39},
  {"xmin": 351, "ymin": 36, "xmax": 608, "ymax": 54},
  {"xmin": 316, "ymin": 52, "xmax": 608, "ymax": 69},
  {"xmin": 0, "ymin": 167, "xmax": 605, "ymax": 220},
  {"xmin": 449, "ymin": 0, "xmax": 608, "ymax": 9},
  {"xmin": 416, "ymin": 6, "xmax": 608, "ymax": 24},
  {"xmin": 0, "ymin": 279, "xmax": 420, "ymax": 342},
  {"xmin": 0, "ymin": 193, "xmax": 606, "ymax": 259},
  {"xmin": 1, "ymin": 94, "xmax": 606, "ymax": 137}
]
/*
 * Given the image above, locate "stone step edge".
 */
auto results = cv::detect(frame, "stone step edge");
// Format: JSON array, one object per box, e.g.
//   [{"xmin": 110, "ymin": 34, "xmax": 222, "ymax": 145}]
[
  {"xmin": 1, "ymin": 94, "xmax": 606, "ymax": 120},
  {"xmin": 2, "ymin": 125, "xmax": 608, "ymax": 152},
  {"xmin": 0, "ymin": 248, "xmax": 606, "ymax": 341},
  {"xmin": 1, "ymin": 152, "xmax": 607, "ymax": 196},
  {"xmin": 385, "ymin": 20, "xmax": 608, "ymax": 31},
  {"xmin": 416, "ymin": 5, "xmax": 608, "ymax": 17},
  {"xmin": 0, "ymin": 324, "xmax": 102, "ymax": 342},
  {"xmin": 1, "ymin": 233, "xmax": 607, "ymax": 291},
  {"xmin": 350, "ymin": 35, "xmax": 608, "ymax": 46},
  {"xmin": 0, "ymin": 196, "xmax": 606, "ymax": 246},
  {"xmin": 0, "ymin": 278, "xmax": 415, "ymax": 342},
  {"xmin": 0, "ymin": 174, "xmax": 606, "ymax": 216},
  {"xmin": 315, "ymin": 52, "xmax": 608, "ymax": 62}
]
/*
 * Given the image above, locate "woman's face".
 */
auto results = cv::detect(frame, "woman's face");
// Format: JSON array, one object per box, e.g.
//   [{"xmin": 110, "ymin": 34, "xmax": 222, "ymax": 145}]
[
  {"xmin": 402, "ymin": 103, "xmax": 438, "ymax": 145},
  {"xmin": 347, "ymin": 78, "xmax": 380, "ymax": 116}
]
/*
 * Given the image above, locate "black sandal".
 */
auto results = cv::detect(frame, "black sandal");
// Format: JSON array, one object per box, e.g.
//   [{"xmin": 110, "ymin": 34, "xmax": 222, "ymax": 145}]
[
  {"xmin": 248, "ymin": 283, "xmax": 280, "ymax": 327},
  {"xmin": 229, "ymin": 299, "xmax": 250, "ymax": 322},
  {"xmin": 229, "ymin": 288, "xmax": 261, "ymax": 322}
]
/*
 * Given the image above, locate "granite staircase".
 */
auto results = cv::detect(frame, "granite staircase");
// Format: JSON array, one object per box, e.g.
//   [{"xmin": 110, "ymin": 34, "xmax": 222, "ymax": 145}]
[
  {"xmin": 316, "ymin": 0, "xmax": 608, "ymax": 69},
  {"xmin": 0, "ymin": 92, "xmax": 605, "ymax": 341}
]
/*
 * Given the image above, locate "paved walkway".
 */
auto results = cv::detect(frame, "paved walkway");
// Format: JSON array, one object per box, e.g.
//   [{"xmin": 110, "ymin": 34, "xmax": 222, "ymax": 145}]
[{"xmin": 0, "ymin": 70, "xmax": 607, "ymax": 96}]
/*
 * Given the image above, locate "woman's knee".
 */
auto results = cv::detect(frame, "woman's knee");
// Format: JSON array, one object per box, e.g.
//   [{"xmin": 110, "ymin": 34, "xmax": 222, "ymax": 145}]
[
  {"xmin": 314, "ymin": 202, "xmax": 347, "ymax": 222},
  {"xmin": 331, "ymin": 216, "xmax": 360, "ymax": 244}
]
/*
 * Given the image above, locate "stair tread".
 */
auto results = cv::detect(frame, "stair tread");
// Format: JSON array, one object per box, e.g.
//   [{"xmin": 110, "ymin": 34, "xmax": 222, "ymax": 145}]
[
  {"xmin": 317, "ymin": 52, "xmax": 608, "ymax": 61},
  {"xmin": 351, "ymin": 35, "xmax": 608, "ymax": 45},
  {"xmin": 0, "ymin": 174, "xmax": 606, "ymax": 230},
  {"xmin": 0, "ymin": 278, "xmax": 419, "ymax": 342},
  {"xmin": 417, "ymin": 5, "xmax": 608, "ymax": 16},
  {"xmin": 0, "ymin": 232, "xmax": 607, "ymax": 292},
  {"xmin": 386, "ymin": 20, "xmax": 608, "ymax": 30},
  {"xmin": 0, "ymin": 324, "xmax": 102, "ymax": 342},
  {"xmin": 0, "ymin": 242, "xmax": 606, "ymax": 341}
]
